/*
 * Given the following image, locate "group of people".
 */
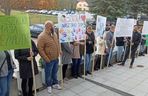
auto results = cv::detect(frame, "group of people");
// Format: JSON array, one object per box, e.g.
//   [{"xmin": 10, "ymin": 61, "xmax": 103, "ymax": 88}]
[{"xmin": 0, "ymin": 20, "xmax": 147, "ymax": 96}]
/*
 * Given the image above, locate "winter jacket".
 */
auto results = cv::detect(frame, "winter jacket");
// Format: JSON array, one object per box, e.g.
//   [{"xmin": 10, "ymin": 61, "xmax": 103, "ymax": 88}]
[
  {"xmin": 14, "ymin": 40, "xmax": 38, "ymax": 79},
  {"xmin": 37, "ymin": 31, "xmax": 60, "ymax": 62}
]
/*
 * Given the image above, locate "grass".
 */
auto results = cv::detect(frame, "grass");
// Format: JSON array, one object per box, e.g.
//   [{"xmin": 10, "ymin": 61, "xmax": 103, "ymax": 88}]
[{"xmin": 0, "ymin": 10, "xmax": 58, "ymax": 25}]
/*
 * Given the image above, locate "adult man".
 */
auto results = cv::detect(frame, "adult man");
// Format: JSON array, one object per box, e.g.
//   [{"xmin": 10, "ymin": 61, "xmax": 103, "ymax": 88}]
[
  {"xmin": 37, "ymin": 21, "xmax": 61, "ymax": 94},
  {"xmin": 116, "ymin": 37, "xmax": 125, "ymax": 62},
  {"xmin": 119, "ymin": 25, "xmax": 141, "ymax": 68},
  {"xmin": 105, "ymin": 25, "xmax": 115, "ymax": 66}
]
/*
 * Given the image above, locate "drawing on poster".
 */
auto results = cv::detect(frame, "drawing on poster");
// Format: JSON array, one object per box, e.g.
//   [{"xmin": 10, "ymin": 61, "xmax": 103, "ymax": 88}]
[
  {"xmin": 96, "ymin": 16, "xmax": 106, "ymax": 37},
  {"xmin": 58, "ymin": 14, "xmax": 86, "ymax": 43}
]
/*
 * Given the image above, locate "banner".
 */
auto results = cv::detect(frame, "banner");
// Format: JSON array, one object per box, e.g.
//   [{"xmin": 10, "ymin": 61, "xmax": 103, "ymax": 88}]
[
  {"xmin": 115, "ymin": 18, "xmax": 135, "ymax": 37},
  {"xmin": 58, "ymin": 14, "xmax": 86, "ymax": 43},
  {"xmin": 142, "ymin": 21, "xmax": 148, "ymax": 35},
  {"xmin": 95, "ymin": 15, "xmax": 106, "ymax": 37},
  {"xmin": 0, "ymin": 15, "xmax": 31, "ymax": 51}
]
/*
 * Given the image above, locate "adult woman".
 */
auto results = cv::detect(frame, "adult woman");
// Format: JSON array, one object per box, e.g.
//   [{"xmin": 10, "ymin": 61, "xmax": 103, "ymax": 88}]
[
  {"xmin": 0, "ymin": 51, "xmax": 16, "ymax": 96},
  {"xmin": 71, "ymin": 41, "xmax": 81, "ymax": 78},
  {"xmin": 61, "ymin": 42, "xmax": 72, "ymax": 81},
  {"xmin": 14, "ymin": 40, "xmax": 38, "ymax": 96},
  {"xmin": 85, "ymin": 26, "xmax": 95, "ymax": 75}
]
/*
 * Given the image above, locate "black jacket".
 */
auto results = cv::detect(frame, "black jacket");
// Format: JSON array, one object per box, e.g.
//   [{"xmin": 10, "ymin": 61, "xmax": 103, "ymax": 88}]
[
  {"xmin": 86, "ymin": 32, "xmax": 95, "ymax": 54},
  {"xmin": 14, "ymin": 40, "xmax": 39, "ymax": 79},
  {"xmin": 132, "ymin": 32, "xmax": 141, "ymax": 46},
  {"xmin": 116, "ymin": 37, "xmax": 124, "ymax": 46}
]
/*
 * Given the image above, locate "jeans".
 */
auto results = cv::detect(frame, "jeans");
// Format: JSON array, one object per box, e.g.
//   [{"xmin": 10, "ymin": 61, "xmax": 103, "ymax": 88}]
[
  {"xmin": 85, "ymin": 54, "xmax": 92, "ymax": 72},
  {"xmin": 140, "ymin": 44, "xmax": 145, "ymax": 54},
  {"xmin": 0, "ymin": 69, "xmax": 14, "ymax": 96},
  {"xmin": 44, "ymin": 59, "xmax": 59, "ymax": 87},
  {"xmin": 72, "ymin": 58, "xmax": 81, "ymax": 76},
  {"xmin": 116, "ymin": 46, "xmax": 124, "ymax": 62},
  {"xmin": 106, "ymin": 48, "xmax": 113, "ymax": 66}
]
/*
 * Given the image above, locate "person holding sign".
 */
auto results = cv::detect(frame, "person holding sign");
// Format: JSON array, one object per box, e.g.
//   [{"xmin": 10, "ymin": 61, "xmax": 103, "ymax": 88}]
[
  {"xmin": 61, "ymin": 42, "xmax": 72, "ymax": 81},
  {"xmin": 85, "ymin": 26, "xmax": 95, "ymax": 75},
  {"xmin": 37, "ymin": 21, "xmax": 61, "ymax": 94},
  {"xmin": 71, "ymin": 41, "xmax": 81, "ymax": 78},
  {"xmin": 104, "ymin": 25, "xmax": 115, "ymax": 66},
  {"xmin": 94, "ymin": 37, "xmax": 106, "ymax": 70},
  {"xmin": 0, "ymin": 51, "xmax": 15, "ymax": 96},
  {"xmin": 119, "ymin": 25, "xmax": 141, "ymax": 68},
  {"xmin": 14, "ymin": 40, "xmax": 39, "ymax": 96},
  {"xmin": 116, "ymin": 37, "xmax": 125, "ymax": 62}
]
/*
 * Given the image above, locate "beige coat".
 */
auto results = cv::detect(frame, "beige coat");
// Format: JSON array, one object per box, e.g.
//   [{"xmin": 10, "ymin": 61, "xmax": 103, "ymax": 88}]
[
  {"xmin": 96, "ymin": 37, "xmax": 106, "ymax": 55},
  {"xmin": 71, "ymin": 42, "xmax": 80, "ymax": 59},
  {"xmin": 37, "ymin": 32, "xmax": 60, "ymax": 62}
]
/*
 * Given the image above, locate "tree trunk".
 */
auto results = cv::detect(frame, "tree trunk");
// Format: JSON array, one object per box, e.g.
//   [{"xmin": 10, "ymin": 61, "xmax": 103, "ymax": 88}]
[{"xmin": 2, "ymin": 0, "xmax": 11, "ymax": 15}]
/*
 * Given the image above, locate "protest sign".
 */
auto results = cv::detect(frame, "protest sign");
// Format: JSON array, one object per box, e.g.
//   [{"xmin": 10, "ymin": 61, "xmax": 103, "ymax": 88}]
[
  {"xmin": 142, "ymin": 21, "xmax": 148, "ymax": 35},
  {"xmin": 58, "ymin": 14, "xmax": 86, "ymax": 43},
  {"xmin": 115, "ymin": 18, "xmax": 135, "ymax": 37},
  {"xmin": 0, "ymin": 14, "xmax": 31, "ymax": 51},
  {"xmin": 95, "ymin": 16, "xmax": 106, "ymax": 37}
]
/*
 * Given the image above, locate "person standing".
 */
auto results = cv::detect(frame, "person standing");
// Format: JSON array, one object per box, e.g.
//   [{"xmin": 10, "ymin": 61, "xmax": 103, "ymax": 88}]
[
  {"xmin": 0, "ymin": 51, "xmax": 16, "ymax": 96},
  {"xmin": 94, "ymin": 37, "xmax": 106, "ymax": 70},
  {"xmin": 85, "ymin": 26, "xmax": 95, "ymax": 75},
  {"xmin": 61, "ymin": 42, "xmax": 72, "ymax": 81},
  {"xmin": 71, "ymin": 41, "xmax": 81, "ymax": 78},
  {"xmin": 37, "ymin": 21, "xmax": 61, "ymax": 94},
  {"xmin": 139, "ymin": 35, "xmax": 146, "ymax": 56},
  {"xmin": 119, "ymin": 25, "xmax": 141, "ymax": 68},
  {"xmin": 14, "ymin": 40, "xmax": 38, "ymax": 96},
  {"xmin": 116, "ymin": 37, "xmax": 125, "ymax": 62},
  {"xmin": 104, "ymin": 25, "xmax": 115, "ymax": 66}
]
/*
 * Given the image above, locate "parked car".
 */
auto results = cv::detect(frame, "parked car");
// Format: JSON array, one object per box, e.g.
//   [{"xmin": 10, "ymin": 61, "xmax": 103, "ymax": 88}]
[
  {"xmin": 39, "ymin": 10, "xmax": 48, "ymax": 14},
  {"xmin": 25, "ymin": 10, "xmax": 31, "ymax": 13},
  {"xmin": 52, "ymin": 11, "xmax": 59, "ymax": 15},
  {"xmin": 30, "ymin": 24, "xmax": 44, "ymax": 38}
]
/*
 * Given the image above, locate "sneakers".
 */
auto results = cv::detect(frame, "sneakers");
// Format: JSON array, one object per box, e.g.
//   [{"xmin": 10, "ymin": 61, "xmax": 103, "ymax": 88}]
[
  {"xmin": 52, "ymin": 84, "xmax": 62, "ymax": 90},
  {"xmin": 47, "ymin": 84, "xmax": 62, "ymax": 94},
  {"xmin": 47, "ymin": 87, "xmax": 52, "ymax": 94}
]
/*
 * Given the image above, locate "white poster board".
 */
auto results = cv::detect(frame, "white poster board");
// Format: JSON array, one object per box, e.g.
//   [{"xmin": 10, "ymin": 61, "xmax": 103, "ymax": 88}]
[
  {"xmin": 58, "ymin": 14, "xmax": 86, "ymax": 43},
  {"xmin": 142, "ymin": 21, "xmax": 148, "ymax": 35},
  {"xmin": 95, "ymin": 15, "xmax": 107, "ymax": 37},
  {"xmin": 115, "ymin": 18, "xmax": 135, "ymax": 37}
]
